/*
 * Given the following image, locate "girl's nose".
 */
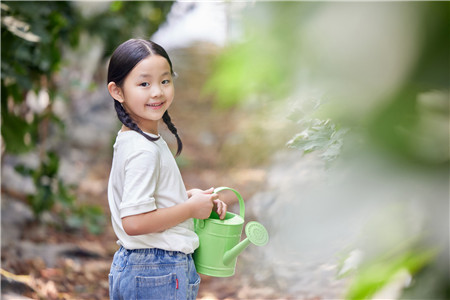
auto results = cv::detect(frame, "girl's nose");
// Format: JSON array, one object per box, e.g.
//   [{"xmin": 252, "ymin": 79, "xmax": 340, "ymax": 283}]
[{"xmin": 150, "ymin": 85, "xmax": 163, "ymax": 97}]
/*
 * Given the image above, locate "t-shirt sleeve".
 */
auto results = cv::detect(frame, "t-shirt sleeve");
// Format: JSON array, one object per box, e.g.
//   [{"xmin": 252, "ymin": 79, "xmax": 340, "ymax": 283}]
[{"xmin": 119, "ymin": 149, "xmax": 159, "ymax": 218}]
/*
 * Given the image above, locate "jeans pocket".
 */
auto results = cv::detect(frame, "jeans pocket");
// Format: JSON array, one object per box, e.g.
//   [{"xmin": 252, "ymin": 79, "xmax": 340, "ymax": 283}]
[
  {"xmin": 136, "ymin": 273, "xmax": 177, "ymax": 300},
  {"xmin": 187, "ymin": 275, "xmax": 201, "ymax": 300}
]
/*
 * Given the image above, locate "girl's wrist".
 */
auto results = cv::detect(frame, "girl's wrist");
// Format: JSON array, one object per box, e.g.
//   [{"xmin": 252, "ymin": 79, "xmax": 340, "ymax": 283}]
[{"xmin": 183, "ymin": 201, "xmax": 195, "ymax": 219}]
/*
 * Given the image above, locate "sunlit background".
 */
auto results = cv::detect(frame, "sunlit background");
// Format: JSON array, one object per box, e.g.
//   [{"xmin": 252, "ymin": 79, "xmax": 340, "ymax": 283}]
[{"xmin": 2, "ymin": 1, "xmax": 448, "ymax": 299}]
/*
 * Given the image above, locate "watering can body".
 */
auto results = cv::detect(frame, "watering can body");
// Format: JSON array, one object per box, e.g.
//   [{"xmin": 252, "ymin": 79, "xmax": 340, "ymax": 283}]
[{"xmin": 193, "ymin": 187, "xmax": 268, "ymax": 277}]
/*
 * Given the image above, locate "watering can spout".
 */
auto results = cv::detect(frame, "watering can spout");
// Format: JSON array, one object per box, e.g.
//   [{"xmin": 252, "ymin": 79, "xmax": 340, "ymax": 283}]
[
  {"xmin": 223, "ymin": 238, "xmax": 251, "ymax": 265},
  {"xmin": 223, "ymin": 221, "xmax": 269, "ymax": 266}
]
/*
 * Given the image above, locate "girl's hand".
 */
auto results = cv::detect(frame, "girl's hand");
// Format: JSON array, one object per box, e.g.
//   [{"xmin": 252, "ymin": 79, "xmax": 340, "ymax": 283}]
[
  {"xmin": 186, "ymin": 188, "xmax": 218, "ymax": 219},
  {"xmin": 213, "ymin": 199, "xmax": 227, "ymax": 220},
  {"xmin": 187, "ymin": 187, "xmax": 213, "ymax": 198}
]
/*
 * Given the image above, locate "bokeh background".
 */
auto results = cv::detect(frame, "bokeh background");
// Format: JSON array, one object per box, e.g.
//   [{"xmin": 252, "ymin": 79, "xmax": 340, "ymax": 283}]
[{"xmin": 1, "ymin": 1, "xmax": 448, "ymax": 299}]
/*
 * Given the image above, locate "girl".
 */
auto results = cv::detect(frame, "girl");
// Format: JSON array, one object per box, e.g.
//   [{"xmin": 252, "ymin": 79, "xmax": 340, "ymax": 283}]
[{"xmin": 106, "ymin": 39, "xmax": 227, "ymax": 300}]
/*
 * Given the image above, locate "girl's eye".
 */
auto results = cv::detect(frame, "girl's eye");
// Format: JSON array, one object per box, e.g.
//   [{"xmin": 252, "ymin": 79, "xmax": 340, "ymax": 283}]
[
  {"xmin": 140, "ymin": 82, "xmax": 150, "ymax": 87},
  {"xmin": 162, "ymin": 79, "xmax": 171, "ymax": 85}
]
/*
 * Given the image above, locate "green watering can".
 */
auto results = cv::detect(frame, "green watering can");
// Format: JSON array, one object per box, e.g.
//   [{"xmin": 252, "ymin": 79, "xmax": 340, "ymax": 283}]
[{"xmin": 193, "ymin": 187, "xmax": 269, "ymax": 277}]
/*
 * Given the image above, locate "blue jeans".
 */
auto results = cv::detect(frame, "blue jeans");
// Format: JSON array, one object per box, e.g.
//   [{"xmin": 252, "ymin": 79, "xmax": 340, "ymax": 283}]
[{"xmin": 109, "ymin": 247, "xmax": 200, "ymax": 300}]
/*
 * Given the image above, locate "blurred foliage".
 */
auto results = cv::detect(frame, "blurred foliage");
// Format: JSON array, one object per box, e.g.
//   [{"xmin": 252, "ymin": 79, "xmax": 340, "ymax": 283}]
[
  {"xmin": 203, "ymin": 2, "xmax": 316, "ymax": 108},
  {"xmin": 1, "ymin": 0, "xmax": 173, "ymax": 153},
  {"xmin": 365, "ymin": 2, "xmax": 449, "ymax": 164},
  {"xmin": 203, "ymin": 39, "xmax": 290, "ymax": 108},
  {"xmin": 15, "ymin": 151, "xmax": 62, "ymax": 215},
  {"xmin": 207, "ymin": 1, "xmax": 448, "ymax": 167},
  {"xmin": 400, "ymin": 261, "xmax": 450, "ymax": 299},
  {"xmin": 1, "ymin": 1, "xmax": 174, "ymax": 233},
  {"xmin": 206, "ymin": 1, "xmax": 448, "ymax": 298},
  {"xmin": 82, "ymin": 1, "xmax": 173, "ymax": 58},
  {"xmin": 287, "ymin": 118, "xmax": 348, "ymax": 162},
  {"xmin": 66, "ymin": 204, "xmax": 105, "ymax": 235},
  {"xmin": 1, "ymin": 1, "xmax": 80, "ymax": 153},
  {"xmin": 344, "ymin": 240, "xmax": 437, "ymax": 299},
  {"xmin": 15, "ymin": 151, "xmax": 105, "ymax": 233}
]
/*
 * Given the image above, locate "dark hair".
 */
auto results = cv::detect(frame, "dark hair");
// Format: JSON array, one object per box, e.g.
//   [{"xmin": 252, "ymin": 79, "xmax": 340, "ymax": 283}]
[{"xmin": 107, "ymin": 39, "xmax": 182, "ymax": 156}]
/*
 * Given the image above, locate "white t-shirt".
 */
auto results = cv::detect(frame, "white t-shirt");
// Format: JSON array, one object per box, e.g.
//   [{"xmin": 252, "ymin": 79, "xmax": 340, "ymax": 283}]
[{"xmin": 107, "ymin": 130, "xmax": 198, "ymax": 254}]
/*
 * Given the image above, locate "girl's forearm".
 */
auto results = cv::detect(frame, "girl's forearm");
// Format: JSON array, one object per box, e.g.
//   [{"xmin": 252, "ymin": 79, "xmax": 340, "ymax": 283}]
[{"xmin": 122, "ymin": 202, "xmax": 193, "ymax": 236}]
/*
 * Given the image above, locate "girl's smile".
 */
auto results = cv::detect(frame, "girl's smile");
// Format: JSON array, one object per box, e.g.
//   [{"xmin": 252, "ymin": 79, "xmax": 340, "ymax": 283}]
[{"xmin": 146, "ymin": 101, "xmax": 166, "ymax": 110}]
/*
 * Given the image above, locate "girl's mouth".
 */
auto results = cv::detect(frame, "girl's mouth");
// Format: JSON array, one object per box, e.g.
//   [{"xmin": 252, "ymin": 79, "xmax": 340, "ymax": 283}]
[{"xmin": 146, "ymin": 102, "xmax": 165, "ymax": 110}]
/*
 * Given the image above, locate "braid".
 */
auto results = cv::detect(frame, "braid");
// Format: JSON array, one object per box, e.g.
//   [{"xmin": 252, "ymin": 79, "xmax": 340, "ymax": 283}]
[
  {"xmin": 163, "ymin": 111, "xmax": 183, "ymax": 156},
  {"xmin": 114, "ymin": 100, "xmax": 159, "ymax": 142}
]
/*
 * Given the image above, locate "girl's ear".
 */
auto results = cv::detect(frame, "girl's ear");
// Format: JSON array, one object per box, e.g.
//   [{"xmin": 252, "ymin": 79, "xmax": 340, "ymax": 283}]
[{"xmin": 108, "ymin": 82, "xmax": 125, "ymax": 103}]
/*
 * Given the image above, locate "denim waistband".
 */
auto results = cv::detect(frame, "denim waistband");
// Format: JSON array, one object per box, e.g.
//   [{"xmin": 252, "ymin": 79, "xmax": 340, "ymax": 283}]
[{"xmin": 118, "ymin": 246, "xmax": 191, "ymax": 259}]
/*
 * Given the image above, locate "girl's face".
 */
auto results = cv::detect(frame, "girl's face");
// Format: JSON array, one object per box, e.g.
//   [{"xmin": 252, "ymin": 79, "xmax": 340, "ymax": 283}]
[{"xmin": 113, "ymin": 55, "xmax": 174, "ymax": 134}]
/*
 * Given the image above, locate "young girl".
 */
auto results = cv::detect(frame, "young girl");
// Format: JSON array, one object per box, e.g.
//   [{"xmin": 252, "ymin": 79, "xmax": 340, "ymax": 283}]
[{"xmin": 106, "ymin": 39, "xmax": 227, "ymax": 300}]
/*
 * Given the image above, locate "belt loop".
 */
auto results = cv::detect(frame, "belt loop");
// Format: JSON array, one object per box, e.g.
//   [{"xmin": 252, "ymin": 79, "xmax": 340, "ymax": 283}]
[{"xmin": 119, "ymin": 246, "xmax": 129, "ymax": 270}]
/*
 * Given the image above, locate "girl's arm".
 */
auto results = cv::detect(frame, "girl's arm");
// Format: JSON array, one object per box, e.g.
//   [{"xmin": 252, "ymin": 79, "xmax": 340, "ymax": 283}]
[{"xmin": 122, "ymin": 189, "xmax": 219, "ymax": 236}]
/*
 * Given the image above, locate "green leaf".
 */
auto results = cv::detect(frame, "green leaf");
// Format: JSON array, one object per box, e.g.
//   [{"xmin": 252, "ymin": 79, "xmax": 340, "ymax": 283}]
[
  {"xmin": 287, "ymin": 119, "xmax": 348, "ymax": 161},
  {"xmin": 29, "ymin": 184, "xmax": 54, "ymax": 216},
  {"xmin": 14, "ymin": 164, "xmax": 33, "ymax": 176},
  {"xmin": 110, "ymin": 1, "xmax": 123, "ymax": 12},
  {"xmin": 57, "ymin": 179, "xmax": 75, "ymax": 207},
  {"xmin": 43, "ymin": 151, "xmax": 59, "ymax": 177},
  {"xmin": 1, "ymin": 112, "xmax": 34, "ymax": 154}
]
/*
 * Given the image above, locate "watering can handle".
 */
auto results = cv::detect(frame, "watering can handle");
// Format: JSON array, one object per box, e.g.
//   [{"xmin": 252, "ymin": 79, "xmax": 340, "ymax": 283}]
[{"xmin": 214, "ymin": 187, "xmax": 245, "ymax": 219}]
